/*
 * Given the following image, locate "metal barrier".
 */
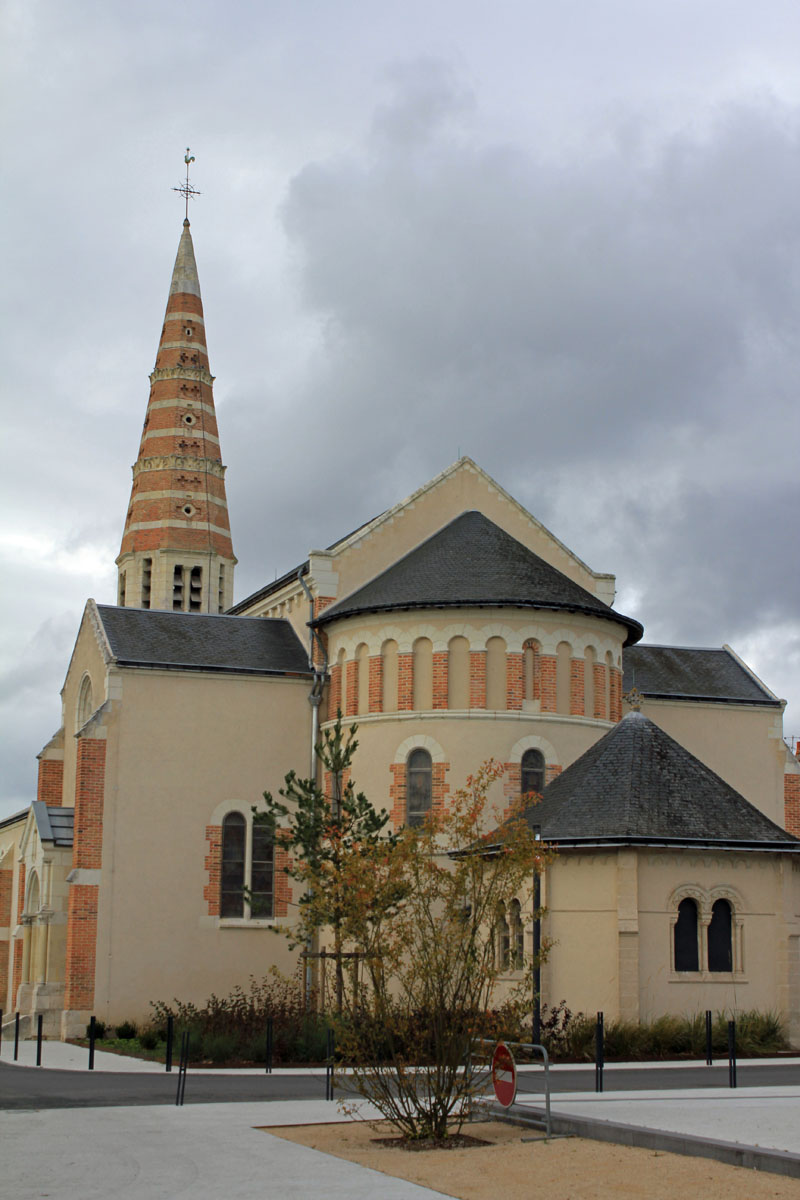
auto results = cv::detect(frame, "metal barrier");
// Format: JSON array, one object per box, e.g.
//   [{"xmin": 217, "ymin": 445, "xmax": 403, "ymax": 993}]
[{"xmin": 471, "ymin": 1038, "xmax": 552, "ymax": 1137}]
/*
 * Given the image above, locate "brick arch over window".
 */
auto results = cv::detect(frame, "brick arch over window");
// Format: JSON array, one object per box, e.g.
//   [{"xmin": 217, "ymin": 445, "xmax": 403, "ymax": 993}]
[{"xmin": 389, "ymin": 735, "xmax": 449, "ymax": 829}]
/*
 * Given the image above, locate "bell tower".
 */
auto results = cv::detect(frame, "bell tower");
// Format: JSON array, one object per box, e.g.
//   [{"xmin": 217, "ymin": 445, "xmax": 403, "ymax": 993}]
[{"xmin": 116, "ymin": 187, "xmax": 236, "ymax": 613}]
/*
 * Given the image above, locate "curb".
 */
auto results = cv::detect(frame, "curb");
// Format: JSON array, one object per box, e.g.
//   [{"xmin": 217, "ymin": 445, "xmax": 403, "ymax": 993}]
[{"xmin": 484, "ymin": 1101, "xmax": 800, "ymax": 1179}]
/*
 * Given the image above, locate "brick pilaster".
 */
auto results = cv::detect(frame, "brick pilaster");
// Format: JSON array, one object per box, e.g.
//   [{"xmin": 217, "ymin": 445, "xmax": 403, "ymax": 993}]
[
  {"xmin": 345, "ymin": 660, "xmax": 358, "ymax": 717},
  {"xmin": 506, "ymin": 652, "xmax": 524, "ymax": 710},
  {"xmin": 569, "ymin": 658, "xmax": 585, "ymax": 716},
  {"xmin": 539, "ymin": 655, "xmax": 557, "ymax": 712},
  {"xmin": 64, "ymin": 738, "xmax": 106, "ymax": 1012},
  {"xmin": 432, "ymin": 652, "xmax": 448, "ymax": 710},
  {"xmin": 397, "ymin": 653, "xmax": 413, "ymax": 711},
  {"xmin": 329, "ymin": 663, "xmax": 342, "ymax": 716},
  {"xmin": 593, "ymin": 663, "xmax": 607, "ymax": 718},
  {"xmin": 469, "ymin": 651, "xmax": 486, "ymax": 708},
  {"xmin": 785, "ymin": 775, "xmax": 800, "ymax": 837},
  {"xmin": 37, "ymin": 759, "xmax": 64, "ymax": 807},
  {"xmin": 610, "ymin": 667, "xmax": 622, "ymax": 722},
  {"xmin": 0, "ymin": 867, "xmax": 12, "ymax": 1003},
  {"xmin": 368, "ymin": 656, "xmax": 383, "ymax": 713},
  {"xmin": 273, "ymin": 836, "xmax": 293, "ymax": 918}
]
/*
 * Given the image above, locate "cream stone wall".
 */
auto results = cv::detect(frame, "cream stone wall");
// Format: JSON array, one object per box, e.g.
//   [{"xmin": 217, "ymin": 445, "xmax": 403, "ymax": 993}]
[
  {"xmin": 637, "ymin": 698, "xmax": 787, "ymax": 825},
  {"xmin": 88, "ymin": 666, "xmax": 311, "ymax": 1024},
  {"xmin": 539, "ymin": 847, "xmax": 800, "ymax": 1042}
]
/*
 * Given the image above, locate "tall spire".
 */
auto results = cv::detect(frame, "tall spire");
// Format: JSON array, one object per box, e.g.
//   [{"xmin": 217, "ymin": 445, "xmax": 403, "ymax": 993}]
[{"xmin": 116, "ymin": 216, "xmax": 236, "ymax": 613}]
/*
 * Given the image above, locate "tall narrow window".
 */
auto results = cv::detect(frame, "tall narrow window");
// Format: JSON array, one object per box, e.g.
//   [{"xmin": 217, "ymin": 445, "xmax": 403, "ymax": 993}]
[
  {"xmin": 189, "ymin": 565, "xmax": 203, "ymax": 611},
  {"xmin": 220, "ymin": 812, "xmax": 246, "ymax": 917},
  {"xmin": 118, "ymin": 571, "xmax": 127, "ymax": 606},
  {"xmin": 406, "ymin": 749, "xmax": 432, "ymax": 827},
  {"xmin": 674, "ymin": 898, "xmax": 699, "ymax": 971},
  {"xmin": 510, "ymin": 899, "xmax": 524, "ymax": 969},
  {"xmin": 250, "ymin": 819, "xmax": 274, "ymax": 918},
  {"xmin": 173, "ymin": 565, "xmax": 185, "ymax": 611},
  {"xmin": 218, "ymin": 564, "xmax": 226, "ymax": 613},
  {"xmin": 707, "ymin": 899, "xmax": 733, "ymax": 972},
  {"xmin": 496, "ymin": 903, "xmax": 510, "ymax": 970},
  {"xmin": 521, "ymin": 749, "xmax": 545, "ymax": 797},
  {"xmin": 141, "ymin": 558, "xmax": 152, "ymax": 608},
  {"xmin": 76, "ymin": 675, "xmax": 94, "ymax": 728}
]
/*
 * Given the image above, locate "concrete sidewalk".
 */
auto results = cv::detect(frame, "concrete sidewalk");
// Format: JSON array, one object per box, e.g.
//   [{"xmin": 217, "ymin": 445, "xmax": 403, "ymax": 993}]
[{"xmin": 3, "ymin": 1100, "xmax": 447, "ymax": 1200}]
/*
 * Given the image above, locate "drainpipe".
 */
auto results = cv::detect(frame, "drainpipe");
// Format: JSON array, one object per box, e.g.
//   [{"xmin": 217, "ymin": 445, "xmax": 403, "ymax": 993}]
[{"xmin": 297, "ymin": 568, "xmax": 328, "ymax": 1008}]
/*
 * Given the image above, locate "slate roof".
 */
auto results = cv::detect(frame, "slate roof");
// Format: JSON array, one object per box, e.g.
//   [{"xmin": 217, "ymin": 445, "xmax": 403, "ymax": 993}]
[
  {"xmin": 518, "ymin": 712, "xmax": 798, "ymax": 850},
  {"xmin": 95, "ymin": 605, "xmax": 312, "ymax": 676},
  {"xmin": 32, "ymin": 802, "xmax": 74, "ymax": 847},
  {"xmin": 314, "ymin": 512, "xmax": 644, "ymax": 645},
  {"xmin": 623, "ymin": 645, "xmax": 780, "ymax": 707}
]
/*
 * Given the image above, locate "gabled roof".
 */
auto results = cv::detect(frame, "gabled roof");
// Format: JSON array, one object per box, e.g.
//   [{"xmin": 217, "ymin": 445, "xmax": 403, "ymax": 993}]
[
  {"xmin": 314, "ymin": 512, "xmax": 643, "ymax": 645},
  {"xmin": 95, "ymin": 605, "xmax": 312, "ymax": 677},
  {"xmin": 623, "ymin": 645, "xmax": 781, "ymax": 707},
  {"xmin": 520, "ymin": 712, "xmax": 797, "ymax": 849},
  {"xmin": 32, "ymin": 802, "xmax": 74, "ymax": 847}
]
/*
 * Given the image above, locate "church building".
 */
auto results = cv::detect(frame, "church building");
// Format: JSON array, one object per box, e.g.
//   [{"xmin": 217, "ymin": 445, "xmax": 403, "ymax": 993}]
[{"xmin": 1, "ymin": 217, "xmax": 798, "ymax": 1043}]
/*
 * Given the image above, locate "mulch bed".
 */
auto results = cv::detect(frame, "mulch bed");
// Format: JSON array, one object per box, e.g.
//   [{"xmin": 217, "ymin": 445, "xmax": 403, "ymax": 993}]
[{"xmin": 372, "ymin": 1133, "xmax": 491, "ymax": 1152}]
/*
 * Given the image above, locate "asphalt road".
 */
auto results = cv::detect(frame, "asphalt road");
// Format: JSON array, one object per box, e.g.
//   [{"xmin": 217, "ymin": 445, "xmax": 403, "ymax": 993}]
[{"xmin": 1, "ymin": 1060, "xmax": 798, "ymax": 1111}]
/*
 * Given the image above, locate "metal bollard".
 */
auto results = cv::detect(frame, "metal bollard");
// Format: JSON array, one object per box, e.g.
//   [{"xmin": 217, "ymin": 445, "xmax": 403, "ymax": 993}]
[
  {"xmin": 175, "ymin": 1031, "xmax": 189, "ymax": 1106},
  {"xmin": 325, "ymin": 1028, "xmax": 335, "ymax": 1101},
  {"xmin": 165, "ymin": 1014, "xmax": 174, "ymax": 1073},
  {"xmin": 728, "ymin": 1020, "xmax": 737, "ymax": 1089},
  {"xmin": 595, "ymin": 1012, "xmax": 604, "ymax": 1093},
  {"xmin": 89, "ymin": 1015, "xmax": 96, "ymax": 1070},
  {"xmin": 14, "ymin": 1012, "xmax": 20, "ymax": 1061},
  {"xmin": 265, "ymin": 1016, "xmax": 273, "ymax": 1075},
  {"xmin": 705, "ymin": 1010, "xmax": 713, "ymax": 1066},
  {"xmin": 36, "ymin": 1014, "xmax": 43, "ymax": 1066},
  {"xmin": 0, "ymin": 1008, "xmax": 3, "ymax": 1056}
]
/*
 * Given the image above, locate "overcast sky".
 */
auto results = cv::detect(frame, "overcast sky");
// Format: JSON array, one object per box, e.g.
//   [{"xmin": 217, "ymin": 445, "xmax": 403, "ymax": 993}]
[{"xmin": 1, "ymin": 0, "xmax": 798, "ymax": 818}]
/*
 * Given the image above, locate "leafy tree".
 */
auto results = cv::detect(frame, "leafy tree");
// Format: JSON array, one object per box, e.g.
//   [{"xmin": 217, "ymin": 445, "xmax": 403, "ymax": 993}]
[
  {"xmin": 257, "ymin": 714, "xmax": 396, "ymax": 1013},
  {"xmin": 262, "ymin": 727, "xmax": 552, "ymax": 1142},
  {"xmin": 332, "ymin": 758, "xmax": 552, "ymax": 1141}
]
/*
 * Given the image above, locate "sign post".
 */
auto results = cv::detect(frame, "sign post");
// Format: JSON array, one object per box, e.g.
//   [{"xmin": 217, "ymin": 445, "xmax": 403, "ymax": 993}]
[{"xmin": 491, "ymin": 1041, "xmax": 517, "ymax": 1108}]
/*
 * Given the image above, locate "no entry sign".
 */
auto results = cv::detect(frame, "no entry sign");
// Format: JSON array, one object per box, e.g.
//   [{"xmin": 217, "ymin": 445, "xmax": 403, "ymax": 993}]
[{"xmin": 491, "ymin": 1041, "xmax": 517, "ymax": 1108}]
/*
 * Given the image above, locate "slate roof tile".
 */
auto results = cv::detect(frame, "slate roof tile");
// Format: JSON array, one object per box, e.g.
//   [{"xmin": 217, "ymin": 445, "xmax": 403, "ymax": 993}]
[
  {"xmin": 521, "ymin": 712, "xmax": 797, "ymax": 848},
  {"xmin": 315, "ymin": 511, "xmax": 643, "ymax": 645},
  {"xmin": 623, "ymin": 645, "xmax": 778, "ymax": 706},
  {"xmin": 96, "ymin": 605, "xmax": 311, "ymax": 676}
]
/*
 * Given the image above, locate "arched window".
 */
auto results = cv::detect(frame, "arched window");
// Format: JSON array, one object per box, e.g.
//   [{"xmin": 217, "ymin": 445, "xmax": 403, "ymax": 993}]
[
  {"xmin": 77, "ymin": 675, "xmax": 94, "ymax": 728},
  {"xmin": 221, "ymin": 812, "xmax": 246, "ymax": 917},
  {"xmin": 220, "ymin": 811, "xmax": 274, "ymax": 920},
  {"xmin": 674, "ymin": 897, "xmax": 699, "ymax": 972},
  {"xmin": 509, "ymin": 899, "xmax": 524, "ymax": 969},
  {"xmin": 521, "ymin": 749, "xmax": 545, "ymax": 797},
  {"xmin": 406, "ymin": 749, "xmax": 432, "ymax": 827},
  {"xmin": 496, "ymin": 903, "xmax": 510, "ymax": 970},
  {"xmin": 250, "ymin": 819, "xmax": 275, "ymax": 919},
  {"xmin": 707, "ymin": 899, "xmax": 733, "ymax": 972}
]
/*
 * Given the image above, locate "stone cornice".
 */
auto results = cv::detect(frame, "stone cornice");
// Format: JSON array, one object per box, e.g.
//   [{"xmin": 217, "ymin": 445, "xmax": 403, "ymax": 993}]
[
  {"xmin": 132, "ymin": 456, "xmax": 227, "ymax": 479},
  {"xmin": 149, "ymin": 365, "xmax": 215, "ymax": 386}
]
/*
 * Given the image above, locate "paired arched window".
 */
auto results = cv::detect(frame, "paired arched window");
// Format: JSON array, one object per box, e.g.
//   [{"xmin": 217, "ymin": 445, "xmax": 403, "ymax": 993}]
[
  {"xmin": 673, "ymin": 895, "xmax": 734, "ymax": 974},
  {"xmin": 707, "ymin": 899, "xmax": 733, "ymax": 973},
  {"xmin": 521, "ymin": 749, "xmax": 545, "ymax": 797},
  {"xmin": 674, "ymin": 898, "xmax": 699, "ymax": 972},
  {"xmin": 220, "ymin": 811, "xmax": 274, "ymax": 919},
  {"xmin": 496, "ymin": 902, "xmax": 510, "ymax": 970},
  {"xmin": 406, "ymin": 749, "xmax": 432, "ymax": 827}
]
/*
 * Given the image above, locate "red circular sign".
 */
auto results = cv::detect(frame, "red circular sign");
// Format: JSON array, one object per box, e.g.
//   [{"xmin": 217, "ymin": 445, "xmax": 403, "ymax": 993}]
[{"xmin": 491, "ymin": 1041, "xmax": 517, "ymax": 1107}]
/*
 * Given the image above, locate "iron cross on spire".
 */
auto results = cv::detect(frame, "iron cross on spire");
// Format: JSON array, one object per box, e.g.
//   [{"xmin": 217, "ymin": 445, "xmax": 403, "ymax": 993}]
[{"xmin": 173, "ymin": 148, "xmax": 201, "ymax": 220}]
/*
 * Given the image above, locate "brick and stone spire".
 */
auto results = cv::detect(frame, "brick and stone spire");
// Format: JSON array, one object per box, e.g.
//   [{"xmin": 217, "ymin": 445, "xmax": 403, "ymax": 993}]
[{"xmin": 116, "ymin": 219, "xmax": 236, "ymax": 613}]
